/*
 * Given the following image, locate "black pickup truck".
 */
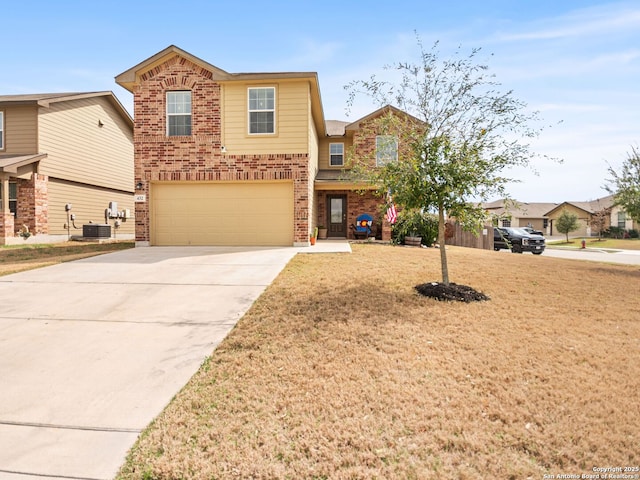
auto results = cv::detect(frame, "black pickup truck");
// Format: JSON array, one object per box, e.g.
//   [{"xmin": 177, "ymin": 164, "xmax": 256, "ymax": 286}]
[{"xmin": 494, "ymin": 227, "xmax": 545, "ymax": 255}]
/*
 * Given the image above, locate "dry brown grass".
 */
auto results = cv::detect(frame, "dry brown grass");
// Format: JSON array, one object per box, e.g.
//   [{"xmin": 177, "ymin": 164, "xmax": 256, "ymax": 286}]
[
  {"xmin": 117, "ymin": 245, "xmax": 640, "ymax": 479},
  {"xmin": 0, "ymin": 241, "xmax": 134, "ymax": 276}
]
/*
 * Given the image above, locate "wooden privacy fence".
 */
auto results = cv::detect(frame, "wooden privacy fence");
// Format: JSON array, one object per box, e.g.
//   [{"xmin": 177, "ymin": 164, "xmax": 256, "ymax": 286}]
[{"xmin": 444, "ymin": 221, "xmax": 494, "ymax": 250}]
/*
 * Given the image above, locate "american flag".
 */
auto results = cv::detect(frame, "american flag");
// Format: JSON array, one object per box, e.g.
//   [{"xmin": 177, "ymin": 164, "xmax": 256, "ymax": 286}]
[{"xmin": 386, "ymin": 193, "xmax": 398, "ymax": 224}]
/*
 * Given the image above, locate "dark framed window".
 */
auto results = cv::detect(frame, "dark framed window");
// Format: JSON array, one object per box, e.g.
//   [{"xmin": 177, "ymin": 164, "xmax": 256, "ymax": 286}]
[{"xmin": 167, "ymin": 91, "xmax": 192, "ymax": 136}]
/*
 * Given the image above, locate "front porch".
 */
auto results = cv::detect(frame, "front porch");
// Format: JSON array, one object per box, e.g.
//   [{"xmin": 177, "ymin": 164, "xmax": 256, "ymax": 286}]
[
  {"xmin": 0, "ymin": 154, "xmax": 48, "ymax": 244},
  {"xmin": 315, "ymin": 189, "xmax": 392, "ymax": 241}
]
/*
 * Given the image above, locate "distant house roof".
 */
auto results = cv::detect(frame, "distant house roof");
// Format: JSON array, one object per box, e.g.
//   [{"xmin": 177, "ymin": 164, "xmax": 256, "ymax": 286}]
[
  {"xmin": 483, "ymin": 199, "xmax": 558, "ymax": 218},
  {"xmin": 484, "ymin": 195, "xmax": 616, "ymax": 218},
  {"xmin": 544, "ymin": 195, "xmax": 616, "ymax": 216},
  {"xmin": 0, "ymin": 91, "xmax": 133, "ymax": 128}
]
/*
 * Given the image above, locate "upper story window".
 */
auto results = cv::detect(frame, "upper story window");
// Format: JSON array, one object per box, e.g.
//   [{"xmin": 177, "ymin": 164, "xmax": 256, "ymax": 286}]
[
  {"xmin": 329, "ymin": 143, "xmax": 344, "ymax": 167},
  {"xmin": 167, "ymin": 91, "xmax": 192, "ymax": 136},
  {"xmin": 248, "ymin": 87, "xmax": 275, "ymax": 134},
  {"xmin": 376, "ymin": 135, "xmax": 398, "ymax": 166},
  {"xmin": 0, "ymin": 111, "xmax": 4, "ymax": 150}
]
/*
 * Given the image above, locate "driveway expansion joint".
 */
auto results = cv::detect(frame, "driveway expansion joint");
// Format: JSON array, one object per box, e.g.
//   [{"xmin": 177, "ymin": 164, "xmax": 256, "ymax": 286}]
[{"xmin": 0, "ymin": 420, "xmax": 142, "ymax": 434}]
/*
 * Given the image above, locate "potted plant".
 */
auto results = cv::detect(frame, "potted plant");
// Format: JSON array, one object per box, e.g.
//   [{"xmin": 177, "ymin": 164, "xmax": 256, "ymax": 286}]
[
  {"xmin": 310, "ymin": 227, "xmax": 318, "ymax": 245},
  {"xmin": 390, "ymin": 208, "xmax": 438, "ymax": 247},
  {"xmin": 318, "ymin": 225, "xmax": 327, "ymax": 239},
  {"xmin": 19, "ymin": 225, "xmax": 31, "ymax": 240},
  {"xmin": 405, "ymin": 231, "xmax": 422, "ymax": 246}
]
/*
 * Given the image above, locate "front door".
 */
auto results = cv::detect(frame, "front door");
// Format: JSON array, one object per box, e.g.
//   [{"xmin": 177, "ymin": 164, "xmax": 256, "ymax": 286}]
[{"xmin": 327, "ymin": 195, "xmax": 347, "ymax": 237}]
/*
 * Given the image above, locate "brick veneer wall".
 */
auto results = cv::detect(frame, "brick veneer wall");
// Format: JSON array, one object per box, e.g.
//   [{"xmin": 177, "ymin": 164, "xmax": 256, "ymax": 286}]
[
  {"xmin": 133, "ymin": 55, "xmax": 310, "ymax": 244},
  {"xmin": 16, "ymin": 173, "xmax": 48, "ymax": 235},
  {"xmin": 316, "ymin": 190, "xmax": 391, "ymax": 240},
  {"xmin": 313, "ymin": 118, "xmax": 396, "ymax": 241}
]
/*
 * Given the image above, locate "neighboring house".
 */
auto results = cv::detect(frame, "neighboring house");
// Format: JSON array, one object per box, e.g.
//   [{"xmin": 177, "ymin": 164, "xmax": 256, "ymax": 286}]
[
  {"xmin": 484, "ymin": 195, "xmax": 625, "ymax": 237},
  {"xmin": 609, "ymin": 203, "xmax": 639, "ymax": 232},
  {"xmin": 483, "ymin": 199, "xmax": 558, "ymax": 234},
  {"xmin": 0, "ymin": 92, "xmax": 134, "ymax": 244},
  {"xmin": 115, "ymin": 45, "xmax": 394, "ymax": 246},
  {"xmin": 544, "ymin": 195, "xmax": 615, "ymax": 237}
]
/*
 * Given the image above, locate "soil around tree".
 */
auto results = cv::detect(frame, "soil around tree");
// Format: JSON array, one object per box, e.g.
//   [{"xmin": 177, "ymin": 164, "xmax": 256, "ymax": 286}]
[{"xmin": 415, "ymin": 282, "xmax": 490, "ymax": 302}]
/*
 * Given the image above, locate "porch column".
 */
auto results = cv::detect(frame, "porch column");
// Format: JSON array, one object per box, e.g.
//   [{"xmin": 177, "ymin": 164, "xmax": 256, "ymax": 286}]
[{"xmin": 0, "ymin": 174, "xmax": 15, "ymax": 243}]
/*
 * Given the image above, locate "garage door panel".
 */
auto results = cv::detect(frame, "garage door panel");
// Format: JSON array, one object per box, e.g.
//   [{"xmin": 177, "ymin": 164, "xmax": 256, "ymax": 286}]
[{"xmin": 151, "ymin": 182, "xmax": 294, "ymax": 246}]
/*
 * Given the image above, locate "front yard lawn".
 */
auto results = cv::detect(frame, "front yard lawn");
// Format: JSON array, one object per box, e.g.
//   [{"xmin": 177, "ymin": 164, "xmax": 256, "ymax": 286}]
[
  {"xmin": 0, "ymin": 241, "xmax": 134, "ymax": 276},
  {"xmin": 548, "ymin": 237, "xmax": 640, "ymax": 250},
  {"xmin": 117, "ymin": 244, "xmax": 639, "ymax": 479}
]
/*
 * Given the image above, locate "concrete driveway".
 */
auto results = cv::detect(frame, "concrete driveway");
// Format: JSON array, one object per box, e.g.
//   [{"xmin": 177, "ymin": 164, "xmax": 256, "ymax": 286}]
[{"xmin": 0, "ymin": 246, "xmax": 311, "ymax": 480}]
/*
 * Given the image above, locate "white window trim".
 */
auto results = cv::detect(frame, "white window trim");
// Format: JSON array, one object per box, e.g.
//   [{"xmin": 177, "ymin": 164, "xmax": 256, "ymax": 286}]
[
  {"xmin": 329, "ymin": 142, "xmax": 344, "ymax": 167},
  {"xmin": 0, "ymin": 111, "xmax": 4, "ymax": 150},
  {"xmin": 166, "ymin": 91, "xmax": 192, "ymax": 137},
  {"xmin": 248, "ymin": 86, "xmax": 276, "ymax": 135},
  {"xmin": 376, "ymin": 135, "xmax": 398, "ymax": 166}
]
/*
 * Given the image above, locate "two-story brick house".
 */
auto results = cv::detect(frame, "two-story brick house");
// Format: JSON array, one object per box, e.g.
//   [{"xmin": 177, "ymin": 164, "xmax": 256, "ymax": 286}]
[
  {"xmin": 0, "ymin": 92, "xmax": 134, "ymax": 244},
  {"xmin": 116, "ymin": 45, "xmax": 392, "ymax": 247}
]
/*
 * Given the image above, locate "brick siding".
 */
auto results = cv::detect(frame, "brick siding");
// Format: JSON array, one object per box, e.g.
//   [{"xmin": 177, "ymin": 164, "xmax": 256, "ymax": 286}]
[
  {"xmin": 133, "ymin": 55, "xmax": 310, "ymax": 244},
  {"xmin": 316, "ymin": 190, "xmax": 391, "ymax": 240},
  {"xmin": 16, "ymin": 173, "xmax": 48, "ymax": 235}
]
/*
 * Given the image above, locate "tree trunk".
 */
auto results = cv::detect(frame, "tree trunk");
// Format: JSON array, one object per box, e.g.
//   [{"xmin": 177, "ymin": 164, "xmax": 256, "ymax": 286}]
[{"xmin": 438, "ymin": 205, "xmax": 450, "ymax": 285}]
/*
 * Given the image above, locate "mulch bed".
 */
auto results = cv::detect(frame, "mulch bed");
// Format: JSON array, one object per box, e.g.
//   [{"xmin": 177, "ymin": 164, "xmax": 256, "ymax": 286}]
[{"xmin": 415, "ymin": 282, "xmax": 490, "ymax": 302}]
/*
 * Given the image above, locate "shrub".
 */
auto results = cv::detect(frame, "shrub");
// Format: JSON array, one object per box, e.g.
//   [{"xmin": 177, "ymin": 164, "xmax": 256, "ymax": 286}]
[
  {"xmin": 391, "ymin": 209, "xmax": 438, "ymax": 246},
  {"xmin": 629, "ymin": 229, "xmax": 639, "ymax": 239},
  {"xmin": 605, "ymin": 226, "xmax": 625, "ymax": 239}
]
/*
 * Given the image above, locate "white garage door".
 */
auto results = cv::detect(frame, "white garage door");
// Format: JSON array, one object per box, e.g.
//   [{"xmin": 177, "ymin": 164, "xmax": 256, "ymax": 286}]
[{"xmin": 151, "ymin": 181, "xmax": 294, "ymax": 246}]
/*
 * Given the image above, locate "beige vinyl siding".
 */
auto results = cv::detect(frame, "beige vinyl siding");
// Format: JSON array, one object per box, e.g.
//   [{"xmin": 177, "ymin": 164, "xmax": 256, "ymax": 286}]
[
  {"xmin": 47, "ymin": 178, "xmax": 135, "ymax": 236},
  {"xmin": 515, "ymin": 218, "xmax": 546, "ymax": 232},
  {"xmin": 548, "ymin": 204, "xmax": 590, "ymax": 237},
  {"xmin": 38, "ymin": 96, "xmax": 133, "ymax": 192},
  {"xmin": 318, "ymin": 136, "xmax": 352, "ymax": 170},
  {"xmin": 2, "ymin": 105, "xmax": 38, "ymax": 154},
  {"xmin": 222, "ymin": 80, "xmax": 310, "ymax": 155}
]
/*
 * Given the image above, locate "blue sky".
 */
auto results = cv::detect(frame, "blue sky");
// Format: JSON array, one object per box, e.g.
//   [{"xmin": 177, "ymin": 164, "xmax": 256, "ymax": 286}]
[{"xmin": 2, "ymin": 0, "xmax": 639, "ymax": 203}]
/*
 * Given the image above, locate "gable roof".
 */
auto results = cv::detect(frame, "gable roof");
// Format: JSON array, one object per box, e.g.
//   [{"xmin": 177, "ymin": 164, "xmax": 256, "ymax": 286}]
[
  {"xmin": 483, "ymin": 199, "xmax": 558, "ymax": 218},
  {"xmin": 544, "ymin": 195, "xmax": 616, "ymax": 216},
  {"xmin": 0, "ymin": 91, "xmax": 133, "ymax": 128},
  {"xmin": 345, "ymin": 104, "xmax": 423, "ymax": 132},
  {"xmin": 115, "ymin": 45, "xmax": 327, "ymax": 135}
]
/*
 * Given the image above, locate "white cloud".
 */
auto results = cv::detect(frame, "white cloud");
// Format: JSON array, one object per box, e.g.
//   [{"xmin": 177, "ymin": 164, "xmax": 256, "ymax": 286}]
[{"xmin": 493, "ymin": 4, "xmax": 640, "ymax": 42}]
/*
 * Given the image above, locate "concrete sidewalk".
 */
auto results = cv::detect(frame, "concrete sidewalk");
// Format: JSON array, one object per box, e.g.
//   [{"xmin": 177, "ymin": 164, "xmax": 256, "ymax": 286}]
[
  {"xmin": 0, "ymin": 245, "xmax": 352, "ymax": 480},
  {"xmin": 544, "ymin": 246, "xmax": 640, "ymax": 265}
]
